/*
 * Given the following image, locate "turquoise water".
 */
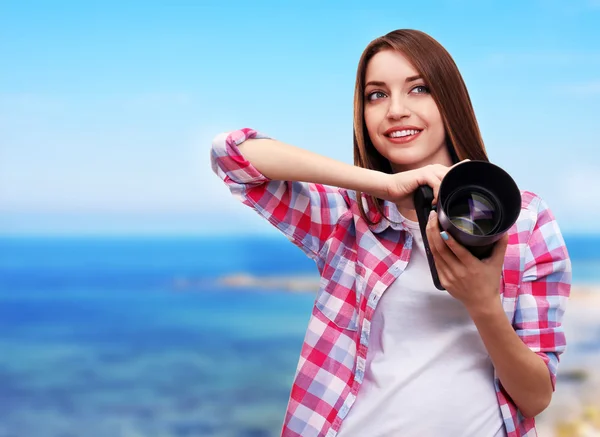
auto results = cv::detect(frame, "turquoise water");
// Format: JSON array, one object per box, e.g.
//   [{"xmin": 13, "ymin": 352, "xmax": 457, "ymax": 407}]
[{"xmin": 0, "ymin": 234, "xmax": 597, "ymax": 437}]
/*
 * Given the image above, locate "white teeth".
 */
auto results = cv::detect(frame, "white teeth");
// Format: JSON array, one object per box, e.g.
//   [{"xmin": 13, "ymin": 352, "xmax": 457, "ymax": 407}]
[{"xmin": 389, "ymin": 129, "xmax": 420, "ymax": 138}]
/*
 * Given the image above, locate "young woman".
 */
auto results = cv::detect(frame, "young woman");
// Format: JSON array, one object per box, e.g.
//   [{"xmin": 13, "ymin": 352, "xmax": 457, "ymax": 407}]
[{"xmin": 210, "ymin": 29, "xmax": 571, "ymax": 437}]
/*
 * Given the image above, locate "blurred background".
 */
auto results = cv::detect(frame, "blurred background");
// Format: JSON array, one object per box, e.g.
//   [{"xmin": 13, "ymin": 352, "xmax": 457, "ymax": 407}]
[{"xmin": 1, "ymin": 1, "xmax": 599, "ymax": 436}]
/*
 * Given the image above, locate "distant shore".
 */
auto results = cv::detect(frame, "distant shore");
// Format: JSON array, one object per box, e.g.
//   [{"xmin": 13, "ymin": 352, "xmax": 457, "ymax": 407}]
[
  {"xmin": 210, "ymin": 273, "xmax": 600, "ymax": 436},
  {"xmin": 215, "ymin": 273, "xmax": 321, "ymax": 292},
  {"xmin": 211, "ymin": 273, "xmax": 600, "ymax": 299}
]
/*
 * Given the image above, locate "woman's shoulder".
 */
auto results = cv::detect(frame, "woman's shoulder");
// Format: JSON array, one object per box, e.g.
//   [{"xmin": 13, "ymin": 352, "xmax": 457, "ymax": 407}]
[
  {"xmin": 516, "ymin": 190, "xmax": 555, "ymax": 225},
  {"xmin": 511, "ymin": 189, "xmax": 565, "ymax": 247},
  {"xmin": 519, "ymin": 190, "xmax": 545, "ymax": 210}
]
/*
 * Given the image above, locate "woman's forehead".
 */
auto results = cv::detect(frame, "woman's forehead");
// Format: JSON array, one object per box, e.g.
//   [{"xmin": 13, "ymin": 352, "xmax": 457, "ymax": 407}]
[{"xmin": 365, "ymin": 50, "xmax": 420, "ymax": 84}]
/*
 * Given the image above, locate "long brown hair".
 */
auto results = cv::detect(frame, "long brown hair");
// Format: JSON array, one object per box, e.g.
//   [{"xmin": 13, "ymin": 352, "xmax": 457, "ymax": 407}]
[{"xmin": 354, "ymin": 29, "xmax": 489, "ymax": 224}]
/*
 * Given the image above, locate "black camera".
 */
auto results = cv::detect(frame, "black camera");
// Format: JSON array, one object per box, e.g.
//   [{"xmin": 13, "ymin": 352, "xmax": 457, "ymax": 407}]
[{"xmin": 414, "ymin": 161, "xmax": 521, "ymax": 290}]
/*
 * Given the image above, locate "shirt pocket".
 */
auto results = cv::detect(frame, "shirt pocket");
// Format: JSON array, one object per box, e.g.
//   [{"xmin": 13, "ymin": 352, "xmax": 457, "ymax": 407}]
[{"xmin": 315, "ymin": 247, "xmax": 359, "ymax": 331}]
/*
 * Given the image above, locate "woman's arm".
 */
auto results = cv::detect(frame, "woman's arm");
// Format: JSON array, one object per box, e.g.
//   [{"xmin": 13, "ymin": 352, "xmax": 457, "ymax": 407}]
[
  {"xmin": 237, "ymin": 137, "xmax": 390, "ymax": 199},
  {"xmin": 495, "ymin": 195, "xmax": 571, "ymax": 416},
  {"xmin": 210, "ymin": 128, "xmax": 382, "ymax": 260},
  {"xmin": 425, "ymin": 194, "xmax": 571, "ymax": 418},
  {"xmin": 211, "ymin": 128, "xmax": 457, "ymax": 257},
  {"xmin": 233, "ymin": 133, "xmax": 457, "ymax": 206},
  {"xmin": 467, "ymin": 299, "xmax": 554, "ymax": 418}
]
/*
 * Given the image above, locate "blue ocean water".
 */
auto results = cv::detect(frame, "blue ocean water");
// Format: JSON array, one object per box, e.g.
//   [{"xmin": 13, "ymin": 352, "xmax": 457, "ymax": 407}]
[{"xmin": 0, "ymin": 234, "xmax": 598, "ymax": 437}]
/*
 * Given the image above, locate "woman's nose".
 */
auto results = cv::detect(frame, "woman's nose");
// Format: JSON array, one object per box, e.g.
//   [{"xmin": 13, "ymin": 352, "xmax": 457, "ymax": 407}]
[{"xmin": 387, "ymin": 97, "xmax": 411, "ymax": 119}]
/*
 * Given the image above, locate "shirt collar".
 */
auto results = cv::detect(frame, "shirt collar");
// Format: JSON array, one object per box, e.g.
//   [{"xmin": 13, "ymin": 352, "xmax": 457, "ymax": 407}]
[{"xmin": 361, "ymin": 193, "xmax": 414, "ymax": 234}]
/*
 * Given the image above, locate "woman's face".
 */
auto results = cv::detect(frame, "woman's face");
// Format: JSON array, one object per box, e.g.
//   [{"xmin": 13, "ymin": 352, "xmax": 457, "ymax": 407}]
[{"xmin": 363, "ymin": 49, "xmax": 452, "ymax": 172}]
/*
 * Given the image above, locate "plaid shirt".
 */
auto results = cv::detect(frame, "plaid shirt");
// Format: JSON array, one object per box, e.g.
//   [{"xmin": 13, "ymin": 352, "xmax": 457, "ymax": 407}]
[{"xmin": 210, "ymin": 128, "xmax": 572, "ymax": 437}]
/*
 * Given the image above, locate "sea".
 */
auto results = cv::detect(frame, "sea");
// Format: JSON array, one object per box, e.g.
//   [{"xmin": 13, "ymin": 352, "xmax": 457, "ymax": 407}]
[{"xmin": 0, "ymin": 234, "xmax": 598, "ymax": 437}]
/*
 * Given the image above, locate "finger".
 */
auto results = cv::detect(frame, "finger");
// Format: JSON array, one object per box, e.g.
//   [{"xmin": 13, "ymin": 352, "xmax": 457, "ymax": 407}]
[
  {"xmin": 426, "ymin": 210, "xmax": 460, "ymax": 267},
  {"xmin": 429, "ymin": 161, "xmax": 469, "ymax": 204},
  {"xmin": 429, "ymin": 164, "xmax": 453, "ymax": 204},
  {"xmin": 432, "ymin": 164, "xmax": 451, "ymax": 180},
  {"xmin": 439, "ymin": 228, "xmax": 478, "ymax": 267},
  {"xmin": 426, "ymin": 174, "xmax": 443, "ymax": 205},
  {"xmin": 484, "ymin": 233, "xmax": 510, "ymax": 266},
  {"xmin": 417, "ymin": 173, "xmax": 443, "ymax": 205}
]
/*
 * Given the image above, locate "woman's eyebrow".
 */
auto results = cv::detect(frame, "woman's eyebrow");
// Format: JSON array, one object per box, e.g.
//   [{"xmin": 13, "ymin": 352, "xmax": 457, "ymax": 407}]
[
  {"xmin": 365, "ymin": 75, "xmax": 423, "ymax": 88},
  {"xmin": 365, "ymin": 80, "xmax": 387, "ymax": 88}
]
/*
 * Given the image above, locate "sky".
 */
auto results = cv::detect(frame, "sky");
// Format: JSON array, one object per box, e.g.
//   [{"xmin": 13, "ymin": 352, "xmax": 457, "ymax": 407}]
[{"xmin": 0, "ymin": 0, "xmax": 599, "ymax": 236}]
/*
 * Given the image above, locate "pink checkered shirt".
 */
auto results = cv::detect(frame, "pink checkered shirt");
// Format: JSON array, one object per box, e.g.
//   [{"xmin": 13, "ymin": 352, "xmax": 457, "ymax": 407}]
[{"xmin": 210, "ymin": 128, "xmax": 572, "ymax": 437}]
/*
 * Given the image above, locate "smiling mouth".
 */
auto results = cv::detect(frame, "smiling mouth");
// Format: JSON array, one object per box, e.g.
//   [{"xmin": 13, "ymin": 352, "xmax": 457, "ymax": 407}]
[
  {"xmin": 384, "ymin": 129, "xmax": 423, "ymax": 144},
  {"xmin": 386, "ymin": 129, "xmax": 423, "ymax": 138}
]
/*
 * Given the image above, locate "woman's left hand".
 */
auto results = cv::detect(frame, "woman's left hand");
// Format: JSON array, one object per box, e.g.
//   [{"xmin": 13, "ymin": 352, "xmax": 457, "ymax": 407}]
[{"xmin": 425, "ymin": 209, "xmax": 509, "ymax": 314}]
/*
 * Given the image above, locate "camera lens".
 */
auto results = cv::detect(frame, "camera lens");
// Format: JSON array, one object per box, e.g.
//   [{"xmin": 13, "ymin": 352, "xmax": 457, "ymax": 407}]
[{"xmin": 446, "ymin": 187, "xmax": 502, "ymax": 236}]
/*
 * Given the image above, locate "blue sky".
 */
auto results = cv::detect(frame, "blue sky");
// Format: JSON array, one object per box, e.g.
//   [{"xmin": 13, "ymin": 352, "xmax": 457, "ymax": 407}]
[{"xmin": 1, "ymin": 0, "xmax": 599, "ymax": 235}]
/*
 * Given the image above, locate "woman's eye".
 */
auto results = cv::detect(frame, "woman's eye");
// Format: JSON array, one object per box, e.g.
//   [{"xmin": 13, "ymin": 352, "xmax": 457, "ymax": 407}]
[
  {"xmin": 367, "ymin": 91, "xmax": 386, "ymax": 101},
  {"xmin": 411, "ymin": 85, "xmax": 430, "ymax": 94}
]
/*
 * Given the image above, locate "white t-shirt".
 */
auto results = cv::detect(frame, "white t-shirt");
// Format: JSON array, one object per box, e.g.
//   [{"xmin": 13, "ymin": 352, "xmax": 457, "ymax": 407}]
[{"xmin": 337, "ymin": 218, "xmax": 506, "ymax": 437}]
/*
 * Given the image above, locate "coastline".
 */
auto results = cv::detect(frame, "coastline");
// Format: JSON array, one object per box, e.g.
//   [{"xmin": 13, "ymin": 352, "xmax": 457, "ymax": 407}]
[
  {"xmin": 213, "ymin": 273, "xmax": 600, "ymax": 299},
  {"xmin": 214, "ymin": 273, "xmax": 321, "ymax": 292},
  {"xmin": 213, "ymin": 274, "xmax": 600, "ymax": 436}
]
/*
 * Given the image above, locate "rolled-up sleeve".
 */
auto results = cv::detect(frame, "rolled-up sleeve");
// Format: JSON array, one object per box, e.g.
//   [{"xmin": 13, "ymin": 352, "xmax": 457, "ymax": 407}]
[
  {"xmin": 513, "ymin": 196, "xmax": 572, "ymax": 390},
  {"xmin": 211, "ymin": 128, "xmax": 272, "ymax": 186},
  {"xmin": 210, "ymin": 128, "xmax": 350, "ymax": 260}
]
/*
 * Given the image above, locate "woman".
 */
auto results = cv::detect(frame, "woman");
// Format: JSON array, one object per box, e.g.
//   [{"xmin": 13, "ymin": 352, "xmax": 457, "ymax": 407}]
[{"xmin": 210, "ymin": 29, "xmax": 571, "ymax": 437}]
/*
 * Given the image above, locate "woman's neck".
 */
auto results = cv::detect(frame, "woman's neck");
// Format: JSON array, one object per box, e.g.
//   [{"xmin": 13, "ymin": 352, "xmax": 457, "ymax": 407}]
[{"xmin": 396, "ymin": 205, "xmax": 418, "ymax": 222}]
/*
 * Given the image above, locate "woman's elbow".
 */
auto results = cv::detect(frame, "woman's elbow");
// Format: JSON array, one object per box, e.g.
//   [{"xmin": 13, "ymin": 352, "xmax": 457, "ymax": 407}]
[{"xmin": 519, "ymin": 392, "xmax": 552, "ymax": 419}]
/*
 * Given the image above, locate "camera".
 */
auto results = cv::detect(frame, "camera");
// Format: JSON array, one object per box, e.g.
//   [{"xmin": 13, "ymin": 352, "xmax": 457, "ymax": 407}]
[{"xmin": 414, "ymin": 161, "xmax": 521, "ymax": 290}]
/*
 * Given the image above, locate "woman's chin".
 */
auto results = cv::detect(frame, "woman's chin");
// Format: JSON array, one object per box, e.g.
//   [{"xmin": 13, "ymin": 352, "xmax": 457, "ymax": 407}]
[{"xmin": 389, "ymin": 155, "xmax": 430, "ymax": 172}]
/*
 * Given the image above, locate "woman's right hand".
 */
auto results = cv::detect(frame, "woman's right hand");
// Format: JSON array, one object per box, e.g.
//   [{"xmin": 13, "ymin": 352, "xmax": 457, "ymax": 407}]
[{"xmin": 382, "ymin": 160, "xmax": 469, "ymax": 210}]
